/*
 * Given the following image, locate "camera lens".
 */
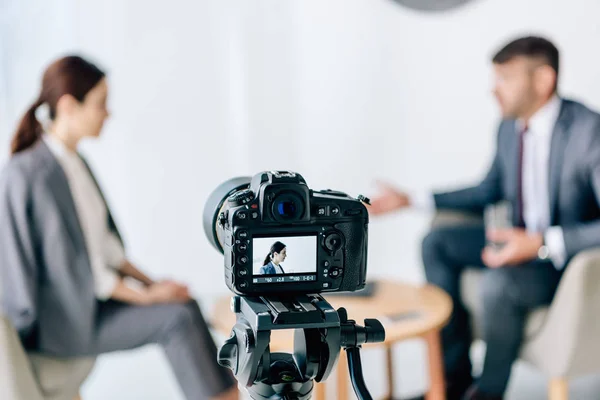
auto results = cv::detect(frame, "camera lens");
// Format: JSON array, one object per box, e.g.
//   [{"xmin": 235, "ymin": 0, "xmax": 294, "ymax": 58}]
[
  {"xmin": 203, "ymin": 177, "xmax": 252, "ymax": 253},
  {"xmin": 271, "ymin": 192, "xmax": 305, "ymax": 222}
]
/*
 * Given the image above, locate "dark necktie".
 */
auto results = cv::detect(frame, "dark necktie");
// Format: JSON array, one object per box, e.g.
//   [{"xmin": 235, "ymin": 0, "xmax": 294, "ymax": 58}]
[{"xmin": 516, "ymin": 124, "xmax": 528, "ymax": 228}]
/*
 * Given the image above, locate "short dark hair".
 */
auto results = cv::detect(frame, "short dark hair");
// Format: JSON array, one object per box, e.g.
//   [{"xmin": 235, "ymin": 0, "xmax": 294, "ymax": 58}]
[{"xmin": 492, "ymin": 36, "xmax": 559, "ymax": 76}]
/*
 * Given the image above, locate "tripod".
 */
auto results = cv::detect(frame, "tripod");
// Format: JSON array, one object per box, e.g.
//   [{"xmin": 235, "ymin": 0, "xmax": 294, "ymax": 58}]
[{"xmin": 218, "ymin": 294, "xmax": 386, "ymax": 400}]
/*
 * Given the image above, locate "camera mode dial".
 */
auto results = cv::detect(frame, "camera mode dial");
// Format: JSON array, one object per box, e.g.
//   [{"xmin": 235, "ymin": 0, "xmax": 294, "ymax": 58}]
[{"xmin": 228, "ymin": 189, "xmax": 255, "ymax": 207}]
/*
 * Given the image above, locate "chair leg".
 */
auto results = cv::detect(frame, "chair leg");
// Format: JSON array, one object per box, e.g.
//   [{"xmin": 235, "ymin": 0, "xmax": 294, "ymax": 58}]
[
  {"xmin": 314, "ymin": 381, "xmax": 326, "ymax": 400},
  {"xmin": 549, "ymin": 378, "xmax": 568, "ymax": 400}
]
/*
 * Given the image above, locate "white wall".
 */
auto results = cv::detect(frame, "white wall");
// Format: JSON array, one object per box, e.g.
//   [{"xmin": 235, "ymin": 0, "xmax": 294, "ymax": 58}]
[{"xmin": 2, "ymin": 0, "xmax": 600, "ymax": 398}]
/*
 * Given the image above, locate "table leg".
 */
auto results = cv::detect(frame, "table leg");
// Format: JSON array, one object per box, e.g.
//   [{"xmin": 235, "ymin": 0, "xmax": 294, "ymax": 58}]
[
  {"xmin": 385, "ymin": 343, "xmax": 395, "ymax": 400},
  {"xmin": 425, "ymin": 330, "xmax": 446, "ymax": 400},
  {"xmin": 337, "ymin": 350, "xmax": 349, "ymax": 400}
]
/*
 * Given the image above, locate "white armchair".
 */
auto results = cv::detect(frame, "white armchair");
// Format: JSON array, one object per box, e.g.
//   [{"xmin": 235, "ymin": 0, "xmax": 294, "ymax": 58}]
[{"xmin": 432, "ymin": 210, "xmax": 600, "ymax": 400}]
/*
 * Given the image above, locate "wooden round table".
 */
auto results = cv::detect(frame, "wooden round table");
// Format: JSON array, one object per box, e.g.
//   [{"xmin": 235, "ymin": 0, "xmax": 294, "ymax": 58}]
[{"xmin": 211, "ymin": 280, "xmax": 452, "ymax": 400}]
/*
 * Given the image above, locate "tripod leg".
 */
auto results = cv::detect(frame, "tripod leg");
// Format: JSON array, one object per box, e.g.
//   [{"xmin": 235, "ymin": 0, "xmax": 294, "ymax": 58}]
[
  {"xmin": 337, "ymin": 350, "xmax": 349, "ymax": 400},
  {"xmin": 346, "ymin": 347, "xmax": 374, "ymax": 400},
  {"xmin": 425, "ymin": 330, "xmax": 446, "ymax": 400},
  {"xmin": 385, "ymin": 343, "xmax": 395, "ymax": 400}
]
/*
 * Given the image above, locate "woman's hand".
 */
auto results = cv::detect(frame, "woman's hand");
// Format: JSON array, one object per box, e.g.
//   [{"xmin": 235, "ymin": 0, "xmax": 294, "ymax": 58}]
[
  {"xmin": 158, "ymin": 279, "xmax": 190, "ymax": 299},
  {"xmin": 110, "ymin": 278, "xmax": 191, "ymax": 305},
  {"xmin": 147, "ymin": 280, "xmax": 191, "ymax": 304},
  {"xmin": 118, "ymin": 259, "xmax": 155, "ymax": 287}
]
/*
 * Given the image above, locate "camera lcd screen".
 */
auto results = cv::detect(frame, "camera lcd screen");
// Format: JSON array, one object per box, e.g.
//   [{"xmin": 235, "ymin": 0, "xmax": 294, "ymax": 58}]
[{"xmin": 252, "ymin": 235, "xmax": 317, "ymax": 284}]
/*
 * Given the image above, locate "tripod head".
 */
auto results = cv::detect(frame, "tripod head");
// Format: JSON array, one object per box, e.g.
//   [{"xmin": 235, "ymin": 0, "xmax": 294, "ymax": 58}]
[{"xmin": 218, "ymin": 294, "xmax": 385, "ymax": 400}]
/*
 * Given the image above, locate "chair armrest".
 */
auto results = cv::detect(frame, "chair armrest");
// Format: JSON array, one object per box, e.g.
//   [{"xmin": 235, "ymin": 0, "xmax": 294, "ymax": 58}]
[
  {"xmin": 521, "ymin": 248, "xmax": 600, "ymax": 377},
  {"xmin": 0, "ymin": 315, "xmax": 95, "ymax": 400},
  {"xmin": 430, "ymin": 210, "xmax": 483, "ymax": 229},
  {"xmin": 28, "ymin": 353, "xmax": 96, "ymax": 400},
  {"xmin": 0, "ymin": 316, "xmax": 43, "ymax": 400}
]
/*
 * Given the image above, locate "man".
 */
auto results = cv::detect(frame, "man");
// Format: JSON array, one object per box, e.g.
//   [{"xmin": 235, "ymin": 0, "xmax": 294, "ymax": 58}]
[{"xmin": 370, "ymin": 36, "xmax": 600, "ymax": 400}]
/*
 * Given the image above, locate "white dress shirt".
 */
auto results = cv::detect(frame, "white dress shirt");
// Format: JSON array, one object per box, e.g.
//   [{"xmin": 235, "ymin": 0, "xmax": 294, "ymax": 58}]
[
  {"xmin": 520, "ymin": 95, "xmax": 566, "ymax": 268},
  {"xmin": 43, "ymin": 134, "xmax": 126, "ymax": 299},
  {"xmin": 413, "ymin": 95, "xmax": 567, "ymax": 269},
  {"xmin": 273, "ymin": 263, "xmax": 285, "ymax": 274}
]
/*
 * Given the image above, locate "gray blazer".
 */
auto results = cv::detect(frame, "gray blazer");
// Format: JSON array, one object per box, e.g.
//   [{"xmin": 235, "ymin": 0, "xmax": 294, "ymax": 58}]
[
  {"xmin": 434, "ymin": 98, "xmax": 600, "ymax": 263},
  {"xmin": 0, "ymin": 140, "xmax": 123, "ymax": 356}
]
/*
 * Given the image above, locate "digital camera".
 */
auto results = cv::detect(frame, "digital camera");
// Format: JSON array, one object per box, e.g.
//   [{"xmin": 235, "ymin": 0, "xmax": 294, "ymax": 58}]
[{"xmin": 203, "ymin": 171, "xmax": 370, "ymax": 296}]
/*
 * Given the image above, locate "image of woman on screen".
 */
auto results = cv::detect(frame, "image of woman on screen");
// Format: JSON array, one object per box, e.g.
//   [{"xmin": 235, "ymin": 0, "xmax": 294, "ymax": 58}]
[{"xmin": 259, "ymin": 241, "xmax": 287, "ymax": 275}]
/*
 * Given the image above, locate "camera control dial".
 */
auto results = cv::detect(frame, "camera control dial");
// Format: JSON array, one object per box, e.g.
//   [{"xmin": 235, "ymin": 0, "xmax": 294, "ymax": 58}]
[{"xmin": 323, "ymin": 233, "xmax": 343, "ymax": 252}]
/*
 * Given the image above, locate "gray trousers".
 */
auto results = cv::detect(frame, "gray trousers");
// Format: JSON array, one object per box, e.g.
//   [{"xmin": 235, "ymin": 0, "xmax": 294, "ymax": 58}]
[
  {"xmin": 421, "ymin": 225, "xmax": 562, "ymax": 396},
  {"xmin": 91, "ymin": 299, "xmax": 236, "ymax": 399}
]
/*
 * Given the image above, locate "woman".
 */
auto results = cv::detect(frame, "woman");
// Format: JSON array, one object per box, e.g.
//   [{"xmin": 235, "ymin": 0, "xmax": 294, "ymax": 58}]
[
  {"xmin": 259, "ymin": 241, "xmax": 287, "ymax": 275},
  {"xmin": 0, "ymin": 55, "xmax": 237, "ymax": 400}
]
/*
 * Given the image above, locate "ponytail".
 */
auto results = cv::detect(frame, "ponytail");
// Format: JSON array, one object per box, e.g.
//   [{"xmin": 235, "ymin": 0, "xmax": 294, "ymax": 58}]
[
  {"xmin": 263, "ymin": 254, "xmax": 272, "ymax": 266},
  {"xmin": 11, "ymin": 98, "xmax": 44, "ymax": 155}
]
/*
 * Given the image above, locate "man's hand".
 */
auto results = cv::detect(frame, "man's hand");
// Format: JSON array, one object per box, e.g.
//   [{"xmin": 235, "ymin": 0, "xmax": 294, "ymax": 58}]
[
  {"xmin": 369, "ymin": 181, "xmax": 411, "ymax": 215},
  {"xmin": 482, "ymin": 228, "xmax": 543, "ymax": 268}
]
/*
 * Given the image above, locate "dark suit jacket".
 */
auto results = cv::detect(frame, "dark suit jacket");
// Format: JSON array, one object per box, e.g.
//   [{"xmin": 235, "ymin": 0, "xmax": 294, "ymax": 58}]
[{"xmin": 433, "ymin": 98, "xmax": 600, "ymax": 263}]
